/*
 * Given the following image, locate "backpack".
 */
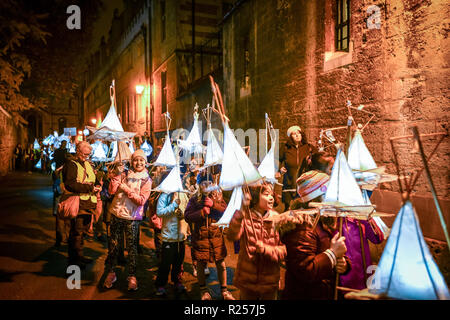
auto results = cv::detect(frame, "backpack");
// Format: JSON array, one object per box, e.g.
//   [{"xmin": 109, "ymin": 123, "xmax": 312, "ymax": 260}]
[{"xmin": 146, "ymin": 192, "xmax": 162, "ymax": 230}]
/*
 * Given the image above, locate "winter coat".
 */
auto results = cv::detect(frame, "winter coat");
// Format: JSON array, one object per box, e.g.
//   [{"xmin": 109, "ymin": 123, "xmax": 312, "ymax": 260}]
[
  {"xmin": 227, "ymin": 208, "xmax": 286, "ymax": 295},
  {"xmin": 339, "ymin": 218, "xmax": 384, "ymax": 290},
  {"xmin": 184, "ymin": 195, "xmax": 228, "ymax": 263},
  {"xmin": 280, "ymin": 221, "xmax": 351, "ymax": 300},
  {"xmin": 62, "ymin": 159, "xmax": 98, "ymax": 212},
  {"xmin": 108, "ymin": 170, "xmax": 152, "ymax": 221},
  {"xmin": 157, "ymin": 192, "xmax": 189, "ymax": 242},
  {"xmin": 279, "ymin": 140, "xmax": 318, "ymax": 190}
]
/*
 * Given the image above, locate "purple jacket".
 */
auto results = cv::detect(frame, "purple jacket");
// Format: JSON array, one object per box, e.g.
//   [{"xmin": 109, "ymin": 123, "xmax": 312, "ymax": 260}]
[{"xmin": 339, "ymin": 218, "xmax": 384, "ymax": 290}]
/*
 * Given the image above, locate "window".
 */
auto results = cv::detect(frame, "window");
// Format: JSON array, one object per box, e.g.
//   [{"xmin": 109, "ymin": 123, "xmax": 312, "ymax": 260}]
[
  {"xmin": 335, "ymin": 0, "xmax": 350, "ymax": 52},
  {"xmin": 161, "ymin": 1, "xmax": 166, "ymax": 41},
  {"xmin": 161, "ymin": 71, "xmax": 167, "ymax": 114}
]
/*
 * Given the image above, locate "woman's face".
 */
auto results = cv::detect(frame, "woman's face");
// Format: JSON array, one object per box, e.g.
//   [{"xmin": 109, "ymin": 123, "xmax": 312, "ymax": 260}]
[
  {"xmin": 257, "ymin": 187, "xmax": 274, "ymax": 212},
  {"xmin": 290, "ymin": 130, "xmax": 302, "ymax": 144},
  {"xmin": 132, "ymin": 157, "xmax": 146, "ymax": 172}
]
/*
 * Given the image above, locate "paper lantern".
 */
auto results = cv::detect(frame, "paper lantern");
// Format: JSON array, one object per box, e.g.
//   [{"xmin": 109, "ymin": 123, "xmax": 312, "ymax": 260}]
[
  {"xmin": 219, "ymin": 122, "xmax": 262, "ymax": 190},
  {"xmin": 370, "ymin": 201, "xmax": 450, "ymax": 300}
]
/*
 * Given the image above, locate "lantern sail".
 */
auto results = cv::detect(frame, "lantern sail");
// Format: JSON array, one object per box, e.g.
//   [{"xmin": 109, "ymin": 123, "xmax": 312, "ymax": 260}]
[
  {"xmin": 43, "ymin": 134, "xmax": 55, "ymax": 146},
  {"xmin": 177, "ymin": 112, "xmax": 204, "ymax": 154},
  {"xmin": 33, "ymin": 139, "xmax": 40, "ymax": 150},
  {"xmin": 91, "ymin": 141, "xmax": 108, "ymax": 162},
  {"xmin": 114, "ymin": 140, "xmax": 132, "ymax": 162},
  {"xmin": 322, "ymin": 148, "xmax": 373, "ymax": 214},
  {"xmin": 99, "ymin": 104, "xmax": 124, "ymax": 132},
  {"xmin": 140, "ymin": 141, "xmax": 153, "ymax": 157},
  {"xmin": 348, "ymin": 130, "xmax": 397, "ymax": 190},
  {"xmin": 35, "ymin": 159, "xmax": 42, "ymax": 169},
  {"xmin": 155, "ymin": 165, "xmax": 186, "ymax": 193},
  {"xmin": 362, "ymin": 189, "xmax": 390, "ymax": 238},
  {"xmin": 219, "ymin": 122, "xmax": 262, "ymax": 190},
  {"xmin": 69, "ymin": 143, "xmax": 76, "ymax": 154},
  {"xmin": 153, "ymin": 135, "xmax": 177, "ymax": 167},
  {"xmin": 128, "ymin": 141, "xmax": 135, "ymax": 154},
  {"xmin": 214, "ymin": 186, "xmax": 243, "ymax": 227},
  {"xmin": 86, "ymin": 104, "xmax": 136, "ymax": 142},
  {"xmin": 348, "ymin": 129, "xmax": 377, "ymax": 171},
  {"xmin": 258, "ymin": 144, "xmax": 276, "ymax": 183},
  {"xmin": 369, "ymin": 201, "xmax": 450, "ymax": 300},
  {"xmin": 203, "ymin": 128, "xmax": 223, "ymax": 167}
]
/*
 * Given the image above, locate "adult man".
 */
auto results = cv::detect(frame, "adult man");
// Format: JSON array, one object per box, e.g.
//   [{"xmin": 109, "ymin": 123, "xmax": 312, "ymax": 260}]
[
  {"xmin": 52, "ymin": 140, "xmax": 70, "ymax": 247},
  {"xmin": 62, "ymin": 141, "xmax": 101, "ymax": 269}
]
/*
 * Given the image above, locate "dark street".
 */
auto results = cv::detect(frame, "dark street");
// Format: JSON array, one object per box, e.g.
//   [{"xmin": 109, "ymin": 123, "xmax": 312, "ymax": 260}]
[{"xmin": 0, "ymin": 171, "xmax": 239, "ymax": 300}]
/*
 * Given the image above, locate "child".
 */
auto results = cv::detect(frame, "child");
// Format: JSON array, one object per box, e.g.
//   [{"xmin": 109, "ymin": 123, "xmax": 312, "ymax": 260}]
[
  {"xmin": 278, "ymin": 170, "xmax": 351, "ymax": 299},
  {"xmin": 154, "ymin": 188, "xmax": 189, "ymax": 297},
  {"xmin": 103, "ymin": 149, "xmax": 152, "ymax": 291},
  {"xmin": 227, "ymin": 181, "xmax": 286, "ymax": 300},
  {"xmin": 185, "ymin": 180, "xmax": 235, "ymax": 300}
]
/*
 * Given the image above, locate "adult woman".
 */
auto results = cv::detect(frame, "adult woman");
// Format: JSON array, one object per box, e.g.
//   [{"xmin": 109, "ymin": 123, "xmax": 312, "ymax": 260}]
[
  {"xmin": 278, "ymin": 126, "xmax": 318, "ymax": 210},
  {"xmin": 103, "ymin": 149, "xmax": 152, "ymax": 291}
]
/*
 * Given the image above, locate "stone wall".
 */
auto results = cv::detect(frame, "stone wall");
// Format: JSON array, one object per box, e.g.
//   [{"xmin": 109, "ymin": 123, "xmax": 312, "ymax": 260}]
[
  {"xmin": 222, "ymin": 0, "xmax": 449, "ymax": 283},
  {"xmin": 0, "ymin": 108, "xmax": 27, "ymax": 176},
  {"xmin": 222, "ymin": 0, "xmax": 449, "ymax": 236}
]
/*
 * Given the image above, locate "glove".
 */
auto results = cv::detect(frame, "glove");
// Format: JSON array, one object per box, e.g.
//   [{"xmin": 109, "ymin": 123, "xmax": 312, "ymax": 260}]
[
  {"xmin": 202, "ymin": 206, "xmax": 211, "ymax": 217},
  {"xmin": 203, "ymin": 197, "xmax": 214, "ymax": 208}
]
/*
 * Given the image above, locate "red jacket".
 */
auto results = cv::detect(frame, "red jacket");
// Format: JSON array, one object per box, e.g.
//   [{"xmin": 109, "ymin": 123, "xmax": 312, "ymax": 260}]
[
  {"xmin": 280, "ymin": 221, "xmax": 351, "ymax": 300},
  {"xmin": 184, "ymin": 195, "xmax": 228, "ymax": 263},
  {"xmin": 227, "ymin": 208, "xmax": 286, "ymax": 295}
]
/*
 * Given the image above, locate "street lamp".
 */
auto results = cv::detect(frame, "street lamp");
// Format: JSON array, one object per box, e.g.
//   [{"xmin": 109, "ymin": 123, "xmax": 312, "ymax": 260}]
[
  {"xmin": 136, "ymin": 85, "xmax": 145, "ymax": 95},
  {"xmin": 136, "ymin": 84, "xmax": 151, "ymax": 134},
  {"xmin": 91, "ymin": 118, "xmax": 97, "ymax": 125}
]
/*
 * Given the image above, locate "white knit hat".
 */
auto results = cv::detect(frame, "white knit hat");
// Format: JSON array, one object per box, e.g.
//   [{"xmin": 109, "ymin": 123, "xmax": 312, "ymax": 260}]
[
  {"xmin": 287, "ymin": 125, "xmax": 302, "ymax": 137},
  {"xmin": 131, "ymin": 149, "xmax": 147, "ymax": 162}
]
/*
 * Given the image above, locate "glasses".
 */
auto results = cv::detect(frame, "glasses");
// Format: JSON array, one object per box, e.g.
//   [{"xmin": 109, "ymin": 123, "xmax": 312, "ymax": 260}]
[{"xmin": 78, "ymin": 150, "xmax": 91, "ymax": 157}]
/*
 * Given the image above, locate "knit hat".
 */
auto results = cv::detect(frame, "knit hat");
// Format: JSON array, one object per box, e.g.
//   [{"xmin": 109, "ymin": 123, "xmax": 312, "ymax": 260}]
[
  {"xmin": 287, "ymin": 125, "xmax": 302, "ymax": 137},
  {"xmin": 296, "ymin": 170, "xmax": 330, "ymax": 203},
  {"xmin": 131, "ymin": 149, "xmax": 147, "ymax": 162}
]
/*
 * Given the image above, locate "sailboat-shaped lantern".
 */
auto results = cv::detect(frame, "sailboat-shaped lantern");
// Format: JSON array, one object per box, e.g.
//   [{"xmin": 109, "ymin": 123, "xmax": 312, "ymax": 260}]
[
  {"xmin": 177, "ymin": 103, "xmax": 205, "ymax": 155},
  {"xmin": 86, "ymin": 80, "xmax": 136, "ymax": 143},
  {"xmin": 153, "ymin": 112, "xmax": 177, "ymax": 167},
  {"xmin": 200, "ymin": 103, "xmax": 223, "ymax": 170},
  {"xmin": 257, "ymin": 113, "xmax": 277, "ymax": 183},
  {"xmin": 369, "ymin": 201, "xmax": 450, "ymax": 300}
]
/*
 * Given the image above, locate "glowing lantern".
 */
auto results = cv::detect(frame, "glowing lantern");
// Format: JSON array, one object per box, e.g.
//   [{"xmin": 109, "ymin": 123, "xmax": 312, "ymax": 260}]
[{"xmin": 369, "ymin": 201, "xmax": 450, "ymax": 300}]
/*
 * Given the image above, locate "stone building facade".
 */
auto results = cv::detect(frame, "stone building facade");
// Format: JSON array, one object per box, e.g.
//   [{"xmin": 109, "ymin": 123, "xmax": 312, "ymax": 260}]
[
  {"xmin": 83, "ymin": 0, "xmax": 233, "ymax": 145},
  {"xmin": 83, "ymin": 0, "xmax": 150, "ymax": 140},
  {"xmin": 222, "ymin": 0, "xmax": 449, "ymax": 281}
]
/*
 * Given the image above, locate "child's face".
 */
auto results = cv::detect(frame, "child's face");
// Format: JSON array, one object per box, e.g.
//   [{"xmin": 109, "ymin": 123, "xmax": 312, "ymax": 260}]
[
  {"xmin": 258, "ymin": 187, "xmax": 274, "ymax": 211},
  {"xmin": 132, "ymin": 157, "xmax": 146, "ymax": 172}
]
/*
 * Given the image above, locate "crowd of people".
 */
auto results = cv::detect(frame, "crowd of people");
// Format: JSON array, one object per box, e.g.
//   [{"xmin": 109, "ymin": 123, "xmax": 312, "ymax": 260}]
[
  {"xmin": 13, "ymin": 141, "xmax": 54, "ymax": 174},
  {"xmin": 35, "ymin": 125, "xmax": 386, "ymax": 300}
]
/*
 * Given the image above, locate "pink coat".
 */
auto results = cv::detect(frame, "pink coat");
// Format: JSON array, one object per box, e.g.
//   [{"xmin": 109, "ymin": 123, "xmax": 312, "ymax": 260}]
[{"xmin": 108, "ymin": 170, "xmax": 152, "ymax": 221}]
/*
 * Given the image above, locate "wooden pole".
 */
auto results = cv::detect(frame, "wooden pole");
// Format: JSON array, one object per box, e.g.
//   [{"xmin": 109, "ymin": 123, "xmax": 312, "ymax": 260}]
[
  {"xmin": 334, "ymin": 217, "xmax": 343, "ymax": 300},
  {"xmin": 411, "ymin": 127, "xmax": 450, "ymax": 252},
  {"xmin": 358, "ymin": 220, "xmax": 368, "ymax": 283}
]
